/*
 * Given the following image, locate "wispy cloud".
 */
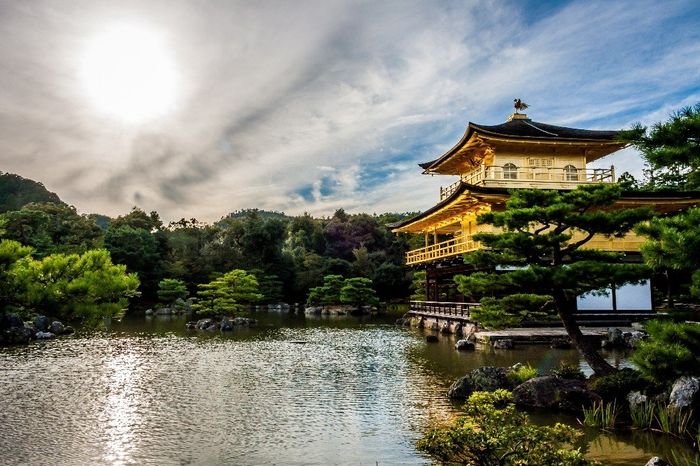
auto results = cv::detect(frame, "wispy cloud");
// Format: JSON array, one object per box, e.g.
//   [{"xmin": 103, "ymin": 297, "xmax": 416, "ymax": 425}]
[{"xmin": 0, "ymin": 0, "xmax": 698, "ymax": 221}]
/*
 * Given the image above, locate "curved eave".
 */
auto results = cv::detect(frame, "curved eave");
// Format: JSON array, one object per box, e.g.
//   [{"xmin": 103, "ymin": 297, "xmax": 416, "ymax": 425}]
[
  {"xmin": 419, "ymin": 121, "xmax": 626, "ymax": 173},
  {"xmin": 388, "ymin": 186, "xmax": 700, "ymax": 233},
  {"xmin": 388, "ymin": 183, "xmax": 509, "ymax": 233}
]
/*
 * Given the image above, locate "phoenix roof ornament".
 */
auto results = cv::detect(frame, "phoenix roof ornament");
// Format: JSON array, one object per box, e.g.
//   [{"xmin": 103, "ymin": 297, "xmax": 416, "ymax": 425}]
[{"xmin": 514, "ymin": 98, "xmax": 529, "ymax": 114}]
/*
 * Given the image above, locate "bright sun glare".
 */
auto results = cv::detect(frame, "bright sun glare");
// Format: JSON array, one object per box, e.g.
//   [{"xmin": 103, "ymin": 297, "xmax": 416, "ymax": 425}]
[{"xmin": 80, "ymin": 24, "xmax": 177, "ymax": 123}]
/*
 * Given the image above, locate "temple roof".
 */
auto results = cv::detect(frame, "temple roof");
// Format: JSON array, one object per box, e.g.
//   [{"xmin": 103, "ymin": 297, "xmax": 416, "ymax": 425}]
[
  {"xmin": 388, "ymin": 182, "xmax": 700, "ymax": 233},
  {"xmin": 419, "ymin": 114, "xmax": 625, "ymax": 173}
]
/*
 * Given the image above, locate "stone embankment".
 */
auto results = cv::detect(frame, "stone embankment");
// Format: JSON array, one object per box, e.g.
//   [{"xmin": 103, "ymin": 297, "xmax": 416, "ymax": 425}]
[
  {"xmin": 304, "ymin": 305, "xmax": 374, "ymax": 316},
  {"xmin": 398, "ymin": 313, "xmax": 647, "ymax": 350},
  {"xmin": 185, "ymin": 317, "xmax": 257, "ymax": 332},
  {"xmin": 1, "ymin": 313, "xmax": 75, "ymax": 346}
]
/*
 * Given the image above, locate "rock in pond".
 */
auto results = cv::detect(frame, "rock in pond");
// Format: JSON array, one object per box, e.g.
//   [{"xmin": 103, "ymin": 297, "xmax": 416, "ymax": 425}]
[
  {"xmin": 645, "ymin": 457, "xmax": 670, "ymax": 466},
  {"xmin": 233, "ymin": 317, "xmax": 257, "ymax": 326},
  {"xmin": 513, "ymin": 376, "xmax": 601, "ymax": 412},
  {"xmin": 426, "ymin": 335, "xmax": 439, "ymax": 343},
  {"xmin": 627, "ymin": 390, "xmax": 648, "ymax": 409},
  {"xmin": 668, "ymin": 376, "xmax": 700, "ymax": 410},
  {"xmin": 602, "ymin": 327, "xmax": 625, "ymax": 349},
  {"xmin": 455, "ymin": 339, "xmax": 475, "ymax": 351},
  {"xmin": 492, "ymin": 339, "xmax": 514, "ymax": 350},
  {"xmin": 195, "ymin": 318, "xmax": 213, "ymax": 330},
  {"xmin": 3, "ymin": 313, "xmax": 24, "ymax": 329},
  {"xmin": 35, "ymin": 331, "xmax": 56, "ymax": 339},
  {"xmin": 447, "ymin": 366, "xmax": 511, "ymax": 400},
  {"xmin": 1, "ymin": 325, "xmax": 34, "ymax": 345},
  {"xmin": 49, "ymin": 321, "xmax": 65, "ymax": 335},
  {"xmin": 145, "ymin": 309, "xmax": 154, "ymax": 316},
  {"xmin": 550, "ymin": 338, "xmax": 571, "ymax": 349},
  {"xmin": 33, "ymin": 315, "xmax": 50, "ymax": 332},
  {"xmin": 623, "ymin": 330, "xmax": 647, "ymax": 349},
  {"xmin": 220, "ymin": 318, "xmax": 234, "ymax": 331}
]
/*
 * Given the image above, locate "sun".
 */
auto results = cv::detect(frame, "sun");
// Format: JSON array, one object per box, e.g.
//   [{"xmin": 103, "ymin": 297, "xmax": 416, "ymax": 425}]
[{"xmin": 80, "ymin": 23, "xmax": 177, "ymax": 123}]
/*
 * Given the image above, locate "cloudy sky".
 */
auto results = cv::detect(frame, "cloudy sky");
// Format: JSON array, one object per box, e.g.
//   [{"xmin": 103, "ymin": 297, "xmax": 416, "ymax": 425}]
[{"xmin": 1, "ymin": 0, "xmax": 699, "ymax": 222}]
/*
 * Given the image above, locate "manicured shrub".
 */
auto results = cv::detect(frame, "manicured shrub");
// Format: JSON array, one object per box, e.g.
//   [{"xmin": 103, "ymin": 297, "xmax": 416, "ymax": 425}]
[
  {"xmin": 417, "ymin": 389, "xmax": 594, "ymax": 466},
  {"xmin": 589, "ymin": 368, "xmax": 648, "ymax": 403},
  {"xmin": 631, "ymin": 320, "xmax": 700, "ymax": 383},
  {"xmin": 549, "ymin": 363, "xmax": 586, "ymax": 381},
  {"xmin": 507, "ymin": 364, "xmax": 538, "ymax": 385}
]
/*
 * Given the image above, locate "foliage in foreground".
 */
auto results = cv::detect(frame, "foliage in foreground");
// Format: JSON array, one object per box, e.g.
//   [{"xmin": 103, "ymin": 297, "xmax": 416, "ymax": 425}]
[
  {"xmin": 417, "ymin": 390, "xmax": 594, "ymax": 466},
  {"xmin": 0, "ymin": 239, "xmax": 140, "ymax": 322},
  {"xmin": 631, "ymin": 320, "xmax": 700, "ymax": 383}
]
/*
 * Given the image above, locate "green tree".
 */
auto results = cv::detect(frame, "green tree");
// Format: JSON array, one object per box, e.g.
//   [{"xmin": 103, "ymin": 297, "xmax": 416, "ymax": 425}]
[
  {"xmin": 455, "ymin": 185, "xmax": 652, "ymax": 375},
  {"xmin": 631, "ymin": 320, "xmax": 700, "ymax": 383},
  {"xmin": 417, "ymin": 390, "xmax": 593, "ymax": 466},
  {"xmin": 307, "ymin": 274, "xmax": 345, "ymax": 306},
  {"xmin": 251, "ymin": 270, "xmax": 284, "ymax": 304},
  {"xmin": 0, "ymin": 202, "xmax": 102, "ymax": 256},
  {"xmin": 192, "ymin": 269, "xmax": 262, "ymax": 316},
  {"xmin": 157, "ymin": 278, "xmax": 189, "ymax": 304},
  {"xmin": 409, "ymin": 270, "xmax": 427, "ymax": 301},
  {"xmin": 3, "ymin": 242, "xmax": 140, "ymax": 322},
  {"xmin": 636, "ymin": 207, "xmax": 700, "ymax": 305},
  {"xmin": 105, "ymin": 224, "xmax": 165, "ymax": 296},
  {"xmin": 473, "ymin": 294, "xmax": 555, "ymax": 330},
  {"xmin": 373, "ymin": 262, "xmax": 409, "ymax": 300},
  {"xmin": 621, "ymin": 103, "xmax": 700, "ymax": 190},
  {"xmin": 339, "ymin": 277, "xmax": 379, "ymax": 308},
  {"xmin": 0, "ymin": 240, "xmax": 34, "ymax": 316}
]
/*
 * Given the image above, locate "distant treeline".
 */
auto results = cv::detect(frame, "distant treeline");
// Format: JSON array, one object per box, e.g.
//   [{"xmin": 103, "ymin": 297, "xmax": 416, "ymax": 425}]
[{"xmin": 0, "ymin": 172, "xmax": 422, "ymax": 305}]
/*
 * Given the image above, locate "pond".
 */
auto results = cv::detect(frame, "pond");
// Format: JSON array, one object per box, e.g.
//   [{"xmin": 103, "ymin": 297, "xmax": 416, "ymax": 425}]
[{"xmin": 0, "ymin": 312, "xmax": 694, "ymax": 465}]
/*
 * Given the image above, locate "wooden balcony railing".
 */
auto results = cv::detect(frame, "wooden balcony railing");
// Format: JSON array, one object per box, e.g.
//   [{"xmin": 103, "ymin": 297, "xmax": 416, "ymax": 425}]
[
  {"xmin": 405, "ymin": 231, "xmax": 645, "ymax": 265},
  {"xmin": 405, "ymin": 235, "xmax": 479, "ymax": 265},
  {"xmin": 409, "ymin": 300, "xmax": 480, "ymax": 319},
  {"xmin": 439, "ymin": 165, "xmax": 616, "ymax": 200}
]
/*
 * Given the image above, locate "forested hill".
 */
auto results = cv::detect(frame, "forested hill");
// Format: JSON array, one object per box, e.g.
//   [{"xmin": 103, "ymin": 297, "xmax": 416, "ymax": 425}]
[
  {"xmin": 0, "ymin": 171, "xmax": 423, "ymax": 304},
  {"xmin": 0, "ymin": 172, "xmax": 64, "ymax": 212}
]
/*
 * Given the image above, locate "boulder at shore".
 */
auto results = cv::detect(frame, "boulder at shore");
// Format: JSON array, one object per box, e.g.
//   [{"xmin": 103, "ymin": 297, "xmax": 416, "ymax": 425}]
[
  {"xmin": 513, "ymin": 376, "xmax": 601, "ymax": 412},
  {"xmin": 668, "ymin": 376, "xmax": 700, "ymax": 410},
  {"xmin": 447, "ymin": 366, "xmax": 512, "ymax": 400}
]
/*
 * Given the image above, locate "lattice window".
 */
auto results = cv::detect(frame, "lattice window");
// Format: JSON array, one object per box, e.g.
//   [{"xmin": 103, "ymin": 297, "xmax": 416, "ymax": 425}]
[{"xmin": 527, "ymin": 157, "xmax": 554, "ymax": 168}]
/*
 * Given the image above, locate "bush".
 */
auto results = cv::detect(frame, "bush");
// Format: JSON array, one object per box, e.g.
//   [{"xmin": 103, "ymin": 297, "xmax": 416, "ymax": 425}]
[
  {"xmin": 417, "ymin": 390, "xmax": 594, "ymax": 466},
  {"xmin": 589, "ymin": 368, "xmax": 649, "ymax": 403},
  {"xmin": 507, "ymin": 364, "xmax": 538, "ymax": 385},
  {"xmin": 631, "ymin": 320, "xmax": 700, "ymax": 383},
  {"xmin": 549, "ymin": 363, "xmax": 586, "ymax": 381}
]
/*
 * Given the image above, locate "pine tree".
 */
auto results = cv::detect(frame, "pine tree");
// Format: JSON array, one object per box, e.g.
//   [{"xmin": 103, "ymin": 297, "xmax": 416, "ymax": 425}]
[
  {"xmin": 621, "ymin": 103, "xmax": 700, "ymax": 190},
  {"xmin": 455, "ymin": 184, "xmax": 652, "ymax": 376}
]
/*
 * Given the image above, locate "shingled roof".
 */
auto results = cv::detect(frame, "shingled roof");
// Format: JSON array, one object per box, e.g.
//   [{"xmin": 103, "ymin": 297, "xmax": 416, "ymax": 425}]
[{"xmin": 419, "ymin": 116, "xmax": 623, "ymax": 172}]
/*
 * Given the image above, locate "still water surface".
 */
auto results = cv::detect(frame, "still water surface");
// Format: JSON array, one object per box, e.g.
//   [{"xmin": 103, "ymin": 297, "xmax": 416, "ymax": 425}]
[{"xmin": 0, "ymin": 313, "xmax": 693, "ymax": 465}]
